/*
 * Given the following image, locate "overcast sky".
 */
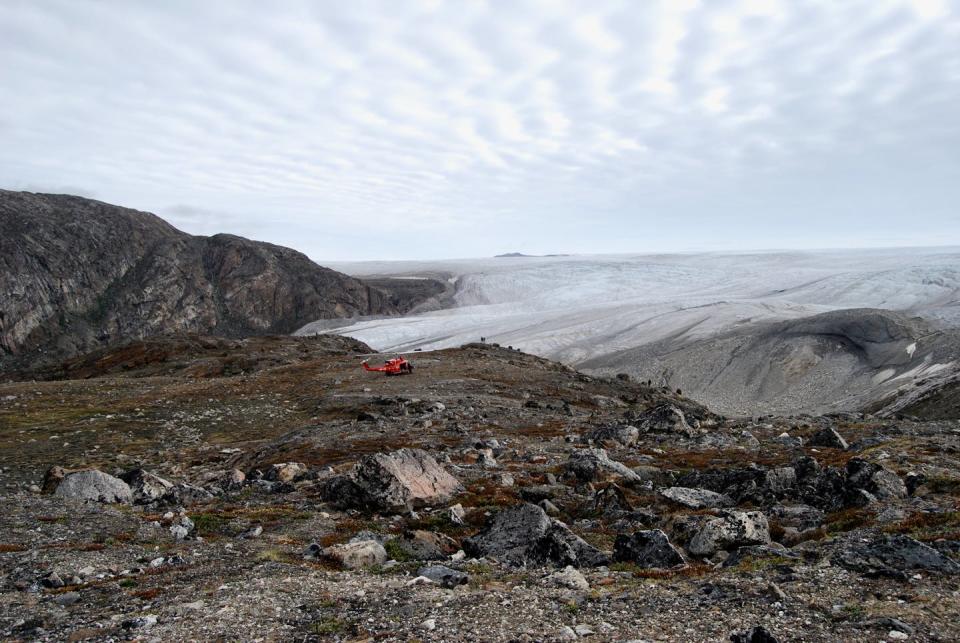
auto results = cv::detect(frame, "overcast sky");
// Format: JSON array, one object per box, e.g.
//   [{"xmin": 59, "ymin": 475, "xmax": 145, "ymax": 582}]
[{"xmin": 2, "ymin": 0, "xmax": 958, "ymax": 261}]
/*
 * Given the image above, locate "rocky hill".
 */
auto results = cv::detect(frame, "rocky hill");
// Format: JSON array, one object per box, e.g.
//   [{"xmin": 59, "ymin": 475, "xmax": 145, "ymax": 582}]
[
  {"xmin": 0, "ymin": 190, "xmax": 441, "ymax": 372},
  {"xmin": 0, "ymin": 338, "xmax": 958, "ymax": 641}
]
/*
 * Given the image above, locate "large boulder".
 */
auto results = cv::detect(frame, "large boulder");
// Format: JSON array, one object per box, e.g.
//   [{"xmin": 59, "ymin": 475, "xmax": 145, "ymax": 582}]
[
  {"xmin": 321, "ymin": 448, "xmax": 463, "ymax": 512},
  {"xmin": 688, "ymin": 511, "xmax": 771, "ymax": 557},
  {"xmin": 463, "ymin": 503, "xmax": 609, "ymax": 568},
  {"xmin": 613, "ymin": 530, "xmax": 686, "ymax": 568},
  {"xmin": 564, "ymin": 449, "xmax": 642, "ymax": 485},
  {"xmin": 120, "ymin": 468, "xmax": 174, "ymax": 504},
  {"xmin": 833, "ymin": 534, "xmax": 960, "ymax": 578},
  {"xmin": 54, "ymin": 470, "xmax": 132, "ymax": 504},
  {"xmin": 659, "ymin": 487, "xmax": 733, "ymax": 510}
]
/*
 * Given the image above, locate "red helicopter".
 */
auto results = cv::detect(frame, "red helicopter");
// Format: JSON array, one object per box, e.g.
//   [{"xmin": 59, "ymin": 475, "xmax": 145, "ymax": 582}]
[{"xmin": 361, "ymin": 356, "xmax": 413, "ymax": 376}]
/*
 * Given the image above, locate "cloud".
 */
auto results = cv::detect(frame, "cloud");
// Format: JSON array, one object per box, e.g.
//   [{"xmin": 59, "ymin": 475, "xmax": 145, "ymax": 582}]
[{"xmin": 1, "ymin": 0, "xmax": 958, "ymax": 260}]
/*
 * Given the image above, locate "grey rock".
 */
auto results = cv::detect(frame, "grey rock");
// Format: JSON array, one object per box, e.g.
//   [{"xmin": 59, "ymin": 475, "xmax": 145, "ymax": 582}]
[
  {"xmin": 54, "ymin": 470, "xmax": 132, "ymax": 504},
  {"xmin": 834, "ymin": 534, "xmax": 960, "ymax": 578},
  {"xmin": 688, "ymin": 511, "xmax": 771, "ymax": 557},
  {"xmin": 659, "ymin": 486, "xmax": 733, "ymax": 509},
  {"xmin": 463, "ymin": 503, "xmax": 609, "ymax": 568},
  {"xmin": 613, "ymin": 530, "xmax": 686, "ymax": 568}
]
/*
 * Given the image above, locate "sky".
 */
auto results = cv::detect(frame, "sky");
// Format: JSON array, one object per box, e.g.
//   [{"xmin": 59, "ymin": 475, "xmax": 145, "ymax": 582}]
[{"xmin": 2, "ymin": 0, "xmax": 959, "ymax": 261}]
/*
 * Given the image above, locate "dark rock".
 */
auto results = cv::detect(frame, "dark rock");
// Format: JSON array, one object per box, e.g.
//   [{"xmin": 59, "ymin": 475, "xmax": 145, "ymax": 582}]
[
  {"xmin": 613, "ymin": 530, "xmax": 686, "ymax": 568},
  {"xmin": 463, "ymin": 503, "xmax": 609, "ymax": 568},
  {"xmin": 808, "ymin": 427, "xmax": 848, "ymax": 450},
  {"xmin": 844, "ymin": 458, "xmax": 907, "ymax": 500},
  {"xmin": 834, "ymin": 534, "xmax": 960, "ymax": 578}
]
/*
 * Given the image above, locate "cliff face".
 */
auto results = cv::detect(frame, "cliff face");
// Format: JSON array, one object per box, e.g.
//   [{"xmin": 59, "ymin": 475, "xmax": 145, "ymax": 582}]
[{"xmin": 0, "ymin": 190, "xmax": 397, "ymax": 369}]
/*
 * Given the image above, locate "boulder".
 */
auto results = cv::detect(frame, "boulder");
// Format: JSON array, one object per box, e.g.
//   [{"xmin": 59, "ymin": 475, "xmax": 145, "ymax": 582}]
[
  {"xmin": 833, "ymin": 534, "xmax": 960, "ymax": 578},
  {"xmin": 321, "ymin": 448, "xmax": 463, "ymax": 512},
  {"xmin": 120, "ymin": 469, "xmax": 174, "ymax": 504},
  {"xmin": 583, "ymin": 424, "xmax": 639, "ymax": 447},
  {"xmin": 613, "ymin": 530, "xmax": 686, "ymax": 568},
  {"xmin": 688, "ymin": 511, "xmax": 771, "ymax": 557},
  {"xmin": 659, "ymin": 487, "xmax": 733, "ymax": 510},
  {"xmin": 564, "ymin": 449, "xmax": 642, "ymax": 485},
  {"xmin": 844, "ymin": 458, "xmax": 907, "ymax": 500},
  {"xmin": 463, "ymin": 503, "xmax": 608, "ymax": 568},
  {"xmin": 808, "ymin": 427, "xmax": 848, "ymax": 450},
  {"xmin": 54, "ymin": 470, "xmax": 132, "ymax": 504},
  {"xmin": 322, "ymin": 540, "xmax": 388, "ymax": 569}
]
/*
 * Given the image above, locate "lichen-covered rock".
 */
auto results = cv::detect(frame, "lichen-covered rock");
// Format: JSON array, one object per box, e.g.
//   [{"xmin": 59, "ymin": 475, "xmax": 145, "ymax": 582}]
[
  {"xmin": 613, "ymin": 530, "xmax": 686, "ymax": 568},
  {"xmin": 463, "ymin": 503, "xmax": 609, "ymax": 568},
  {"xmin": 688, "ymin": 511, "xmax": 771, "ymax": 556},
  {"xmin": 659, "ymin": 486, "xmax": 733, "ymax": 509},
  {"xmin": 54, "ymin": 470, "xmax": 132, "ymax": 504},
  {"xmin": 321, "ymin": 448, "xmax": 463, "ymax": 512}
]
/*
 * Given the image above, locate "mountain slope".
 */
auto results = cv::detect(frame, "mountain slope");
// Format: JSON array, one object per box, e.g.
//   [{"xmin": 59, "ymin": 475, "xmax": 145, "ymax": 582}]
[{"xmin": 0, "ymin": 190, "xmax": 412, "ymax": 370}]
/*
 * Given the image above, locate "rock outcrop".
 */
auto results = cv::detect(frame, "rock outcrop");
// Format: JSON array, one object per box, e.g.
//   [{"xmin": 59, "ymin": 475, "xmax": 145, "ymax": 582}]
[
  {"xmin": 0, "ymin": 190, "xmax": 438, "ymax": 370},
  {"xmin": 53, "ymin": 470, "xmax": 132, "ymax": 504},
  {"xmin": 321, "ymin": 449, "xmax": 463, "ymax": 513}
]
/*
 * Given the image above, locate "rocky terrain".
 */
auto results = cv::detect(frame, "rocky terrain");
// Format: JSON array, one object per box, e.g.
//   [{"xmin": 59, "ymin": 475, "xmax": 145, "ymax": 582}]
[
  {"xmin": 1, "ymin": 336, "xmax": 958, "ymax": 641},
  {"xmin": 0, "ymin": 190, "xmax": 444, "ymax": 372}
]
